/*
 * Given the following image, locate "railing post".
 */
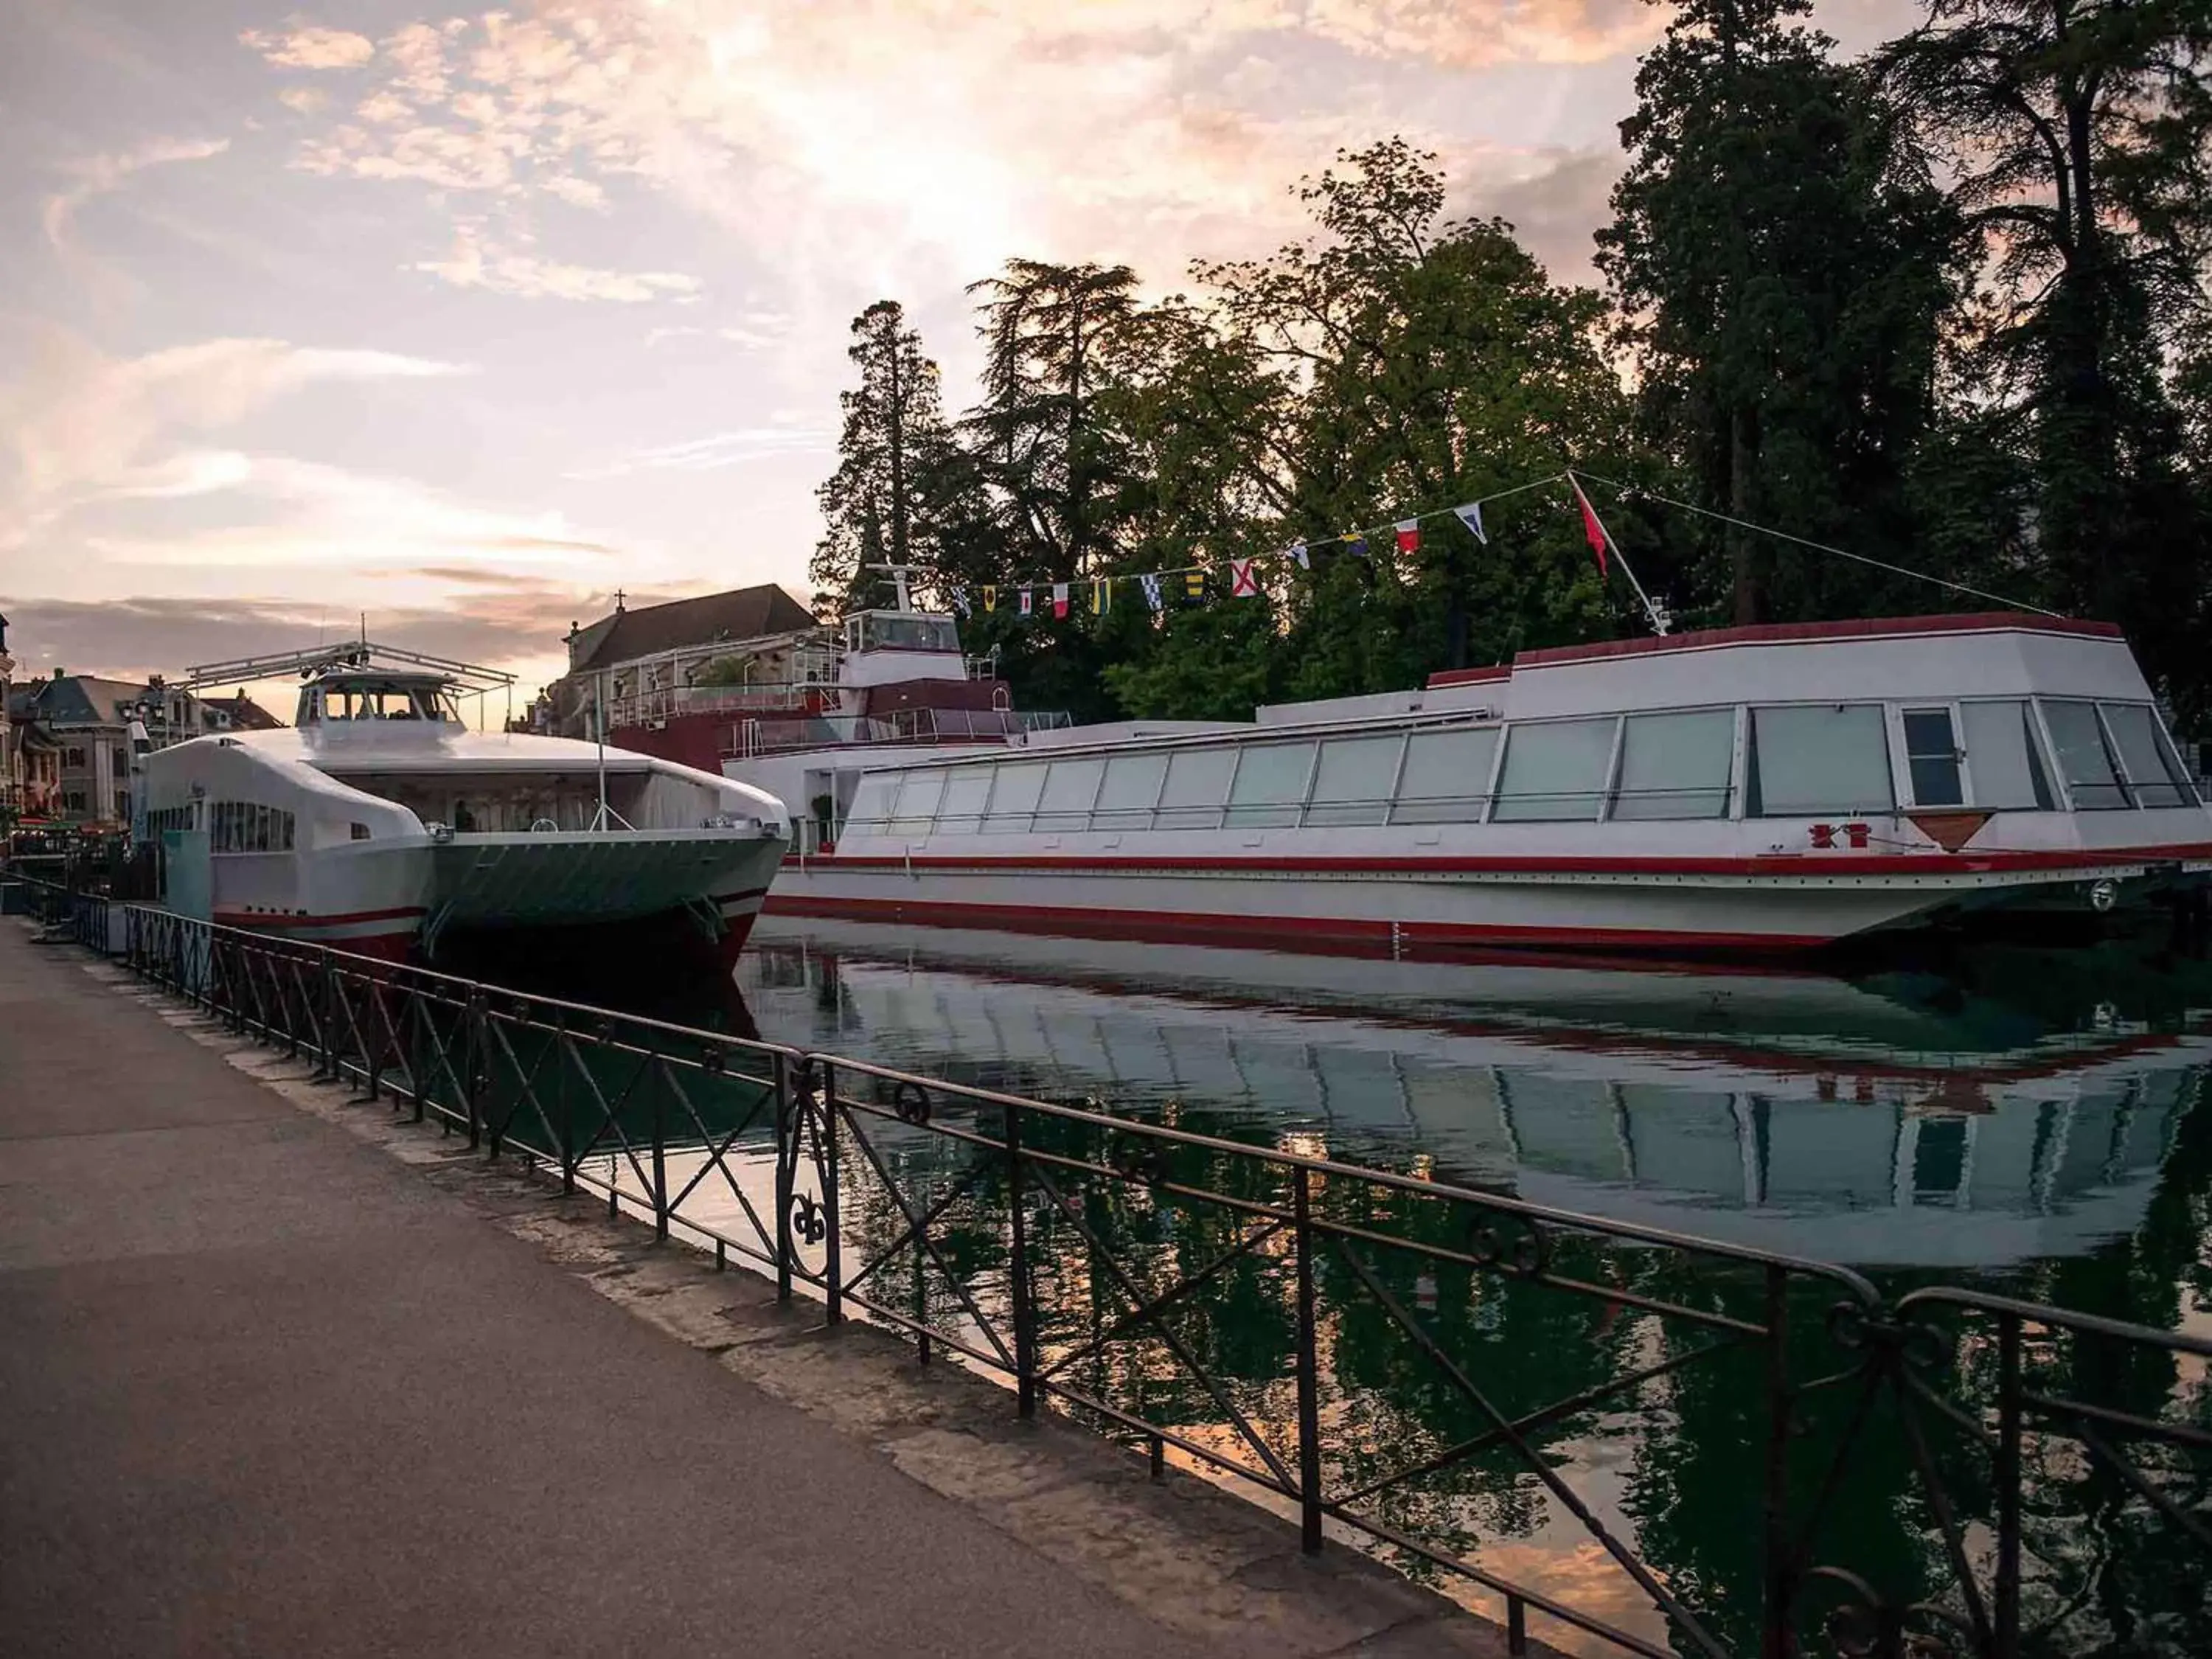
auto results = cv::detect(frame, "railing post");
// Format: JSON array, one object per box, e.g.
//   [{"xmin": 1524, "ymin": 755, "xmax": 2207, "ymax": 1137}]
[
  {"xmin": 821, "ymin": 1060, "xmax": 843, "ymax": 1326},
  {"xmin": 650, "ymin": 1046, "xmax": 669, "ymax": 1243},
  {"xmin": 1761, "ymin": 1265, "xmax": 1795, "ymax": 1659},
  {"xmin": 1293, "ymin": 1166, "xmax": 1324, "ymax": 1554},
  {"xmin": 408, "ymin": 989, "xmax": 428, "ymax": 1124},
  {"xmin": 1006, "ymin": 1100, "xmax": 1037, "ymax": 1418},
  {"xmin": 773, "ymin": 1052, "xmax": 795, "ymax": 1303},
  {"xmin": 1994, "ymin": 1311, "xmax": 2023, "ymax": 1659},
  {"xmin": 556, "ymin": 1011, "xmax": 575, "ymax": 1194},
  {"xmin": 465, "ymin": 989, "xmax": 484, "ymax": 1152}
]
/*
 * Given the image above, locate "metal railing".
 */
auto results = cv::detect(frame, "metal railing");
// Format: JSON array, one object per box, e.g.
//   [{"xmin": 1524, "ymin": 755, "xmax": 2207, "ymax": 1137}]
[
  {"xmin": 3, "ymin": 870, "xmax": 111, "ymax": 948},
  {"xmin": 55, "ymin": 902, "xmax": 2212, "ymax": 1658}
]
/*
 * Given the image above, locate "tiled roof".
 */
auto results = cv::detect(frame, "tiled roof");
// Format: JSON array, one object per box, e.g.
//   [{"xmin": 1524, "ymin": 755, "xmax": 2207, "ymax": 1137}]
[{"xmin": 566, "ymin": 584, "xmax": 816, "ymax": 674}]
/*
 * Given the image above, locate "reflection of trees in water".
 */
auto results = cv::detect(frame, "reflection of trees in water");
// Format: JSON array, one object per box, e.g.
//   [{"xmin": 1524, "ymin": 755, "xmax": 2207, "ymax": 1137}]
[{"xmin": 827, "ymin": 1077, "xmax": 2212, "ymax": 1653}]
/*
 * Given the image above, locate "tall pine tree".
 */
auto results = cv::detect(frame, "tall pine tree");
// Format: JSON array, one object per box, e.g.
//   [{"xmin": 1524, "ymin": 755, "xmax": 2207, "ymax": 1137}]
[
  {"xmin": 1599, "ymin": 0, "xmax": 1960, "ymax": 625},
  {"xmin": 1880, "ymin": 0, "xmax": 2212, "ymax": 713},
  {"xmin": 812, "ymin": 299, "xmax": 959, "ymax": 618}
]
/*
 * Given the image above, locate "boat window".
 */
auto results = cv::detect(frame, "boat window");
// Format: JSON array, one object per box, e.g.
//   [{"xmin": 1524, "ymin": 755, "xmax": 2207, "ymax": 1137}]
[
  {"xmin": 1390, "ymin": 728, "xmax": 1500, "ymax": 824},
  {"xmin": 1747, "ymin": 705, "xmax": 1893, "ymax": 816},
  {"xmin": 2098, "ymin": 703, "xmax": 2197, "ymax": 809},
  {"xmin": 888, "ymin": 770, "xmax": 946, "ymax": 837},
  {"xmin": 1307, "ymin": 734, "xmax": 1404, "ymax": 827},
  {"xmin": 1958, "ymin": 701, "xmax": 2054, "ymax": 810},
  {"xmin": 1037, "ymin": 758, "xmax": 1106, "ymax": 832},
  {"xmin": 935, "ymin": 768, "xmax": 992, "ymax": 835},
  {"xmin": 844, "ymin": 771, "xmax": 902, "ymax": 835},
  {"xmin": 2039, "ymin": 700, "xmax": 2130, "ymax": 810},
  {"xmin": 1225, "ymin": 742, "xmax": 1315, "ymax": 828},
  {"xmin": 1493, "ymin": 717, "xmax": 1618, "ymax": 822},
  {"xmin": 1155, "ymin": 747, "xmax": 1237, "ymax": 831},
  {"xmin": 1093, "ymin": 751, "xmax": 1169, "ymax": 830},
  {"xmin": 984, "ymin": 762, "xmax": 1048, "ymax": 832},
  {"xmin": 1901, "ymin": 709, "xmax": 1964, "ymax": 808},
  {"xmin": 1612, "ymin": 710, "xmax": 1733, "ymax": 821}
]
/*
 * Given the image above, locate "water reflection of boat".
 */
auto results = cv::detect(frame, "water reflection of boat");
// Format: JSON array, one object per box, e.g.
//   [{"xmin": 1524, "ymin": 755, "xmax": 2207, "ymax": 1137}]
[{"xmin": 740, "ymin": 917, "xmax": 2208, "ymax": 1269}]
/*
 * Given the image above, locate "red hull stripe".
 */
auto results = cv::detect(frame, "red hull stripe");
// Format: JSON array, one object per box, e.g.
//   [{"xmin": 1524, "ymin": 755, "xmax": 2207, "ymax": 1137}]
[
  {"xmin": 766, "ymin": 894, "xmax": 1831, "ymax": 953},
  {"xmin": 213, "ymin": 905, "xmax": 427, "ymax": 929},
  {"xmin": 1515, "ymin": 611, "xmax": 2123, "ymax": 669},
  {"xmin": 792, "ymin": 845, "xmax": 2212, "ymax": 879}
]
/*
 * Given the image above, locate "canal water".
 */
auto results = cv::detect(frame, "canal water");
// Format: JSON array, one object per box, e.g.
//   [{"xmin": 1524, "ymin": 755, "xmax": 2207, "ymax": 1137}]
[{"xmin": 456, "ymin": 917, "xmax": 2212, "ymax": 1654}]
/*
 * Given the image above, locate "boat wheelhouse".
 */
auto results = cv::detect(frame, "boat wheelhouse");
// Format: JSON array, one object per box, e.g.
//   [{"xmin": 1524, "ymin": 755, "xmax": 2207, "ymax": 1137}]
[
  {"xmin": 139, "ymin": 645, "xmax": 790, "ymax": 962},
  {"xmin": 742, "ymin": 613, "xmax": 2212, "ymax": 956}
]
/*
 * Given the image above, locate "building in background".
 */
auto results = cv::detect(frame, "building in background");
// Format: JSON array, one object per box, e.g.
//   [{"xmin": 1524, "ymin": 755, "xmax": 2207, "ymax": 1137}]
[
  {"xmin": 518, "ymin": 584, "xmax": 831, "ymax": 771},
  {"xmin": 8, "ymin": 671, "xmax": 281, "ymax": 828}
]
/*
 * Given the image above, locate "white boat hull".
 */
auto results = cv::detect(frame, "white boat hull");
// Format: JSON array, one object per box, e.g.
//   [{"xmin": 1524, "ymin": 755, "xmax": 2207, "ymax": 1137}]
[{"xmin": 759, "ymin": 854, "xmax": 2168, "ymax": 954}]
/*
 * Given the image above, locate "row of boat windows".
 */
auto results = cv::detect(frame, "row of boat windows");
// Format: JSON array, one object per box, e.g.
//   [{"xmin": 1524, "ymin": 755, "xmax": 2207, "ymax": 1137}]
[
  {"xmin": 841, "ymin": 698, "xmax": 2198, "ymax": 836},
  {"xmin": 145, "ymin": 801, "xmax": 300, "ymax": 852}
]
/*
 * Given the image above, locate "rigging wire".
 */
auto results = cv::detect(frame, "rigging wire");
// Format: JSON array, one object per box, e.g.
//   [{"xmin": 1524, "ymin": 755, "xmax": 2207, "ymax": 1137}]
[{"xmin": 1571, "ymin": 468, "xmax": 2065, "ymax": 620}]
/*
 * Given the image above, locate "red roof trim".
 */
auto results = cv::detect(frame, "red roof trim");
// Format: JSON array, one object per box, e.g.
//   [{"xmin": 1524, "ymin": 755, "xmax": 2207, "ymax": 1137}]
[
  {"xmin": 1514, "ymin": 613, "xmax": 2121, "ymax": 670},
  {"xmin": 1425, "ymin": 665, "xmax": 1512, "ymax": 688}
]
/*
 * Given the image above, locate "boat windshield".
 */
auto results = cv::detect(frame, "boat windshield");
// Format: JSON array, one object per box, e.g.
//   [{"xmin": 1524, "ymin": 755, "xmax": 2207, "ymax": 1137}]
[{"xmin": 316, "ymin": 683, "xmax": 457, "ymax": 723}]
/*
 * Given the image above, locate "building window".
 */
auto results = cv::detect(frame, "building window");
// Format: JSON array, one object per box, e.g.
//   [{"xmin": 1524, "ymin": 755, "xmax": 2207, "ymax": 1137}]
[{"xmin": 65, "ymin": 746, "xmax": 85, "ymax": 768}]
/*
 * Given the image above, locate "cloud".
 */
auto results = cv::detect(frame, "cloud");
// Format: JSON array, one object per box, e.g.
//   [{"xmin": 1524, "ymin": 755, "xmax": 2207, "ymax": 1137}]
[
  {"xmin": 411, "ymin": 226, "xmax": 702, "ymax": 302},
  {"xmin": 566, "ymin": 424, "xmax": 833, "ymax": 481},
  {"xmin": 0, "ymin": 329, "xmax": 469, "ymax": 552},
  {"xmin": 75, "ymin": 453, "xmax": 618, "ymax": 571},
  {"xmin": 252, "ymin": 1, "xmax": 1663, "ymax": 296},
  {"xmin": 1461, "ymin": 146, "xmax": 1624, "ymax": 285},
  {"xmin": 240, "ymin": 24, "xmax": 377, "ymax": 70},
  {"xmin": 41, "ymin": 135, "xmax": 232, "ymax": 252},
  {"xmin": 276, "ymin": 86, "xmax": 330, "ymax": 114}
]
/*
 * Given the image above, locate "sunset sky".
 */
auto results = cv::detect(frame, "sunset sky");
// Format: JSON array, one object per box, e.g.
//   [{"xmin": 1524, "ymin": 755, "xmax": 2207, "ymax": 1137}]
[{"xmin": 0, "ymin": 0, "xmax": 1915, "ymax": 703}]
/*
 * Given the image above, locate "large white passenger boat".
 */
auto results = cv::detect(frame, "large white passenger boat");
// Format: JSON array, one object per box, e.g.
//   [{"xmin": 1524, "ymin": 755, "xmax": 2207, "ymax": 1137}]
[
  {"xmin": 728, "ymin": 610, "xmax": 2212, "ymax": 956},
  {"xmin": 140, "ymin": 649, "xmax": 788, "ymax": 962}
]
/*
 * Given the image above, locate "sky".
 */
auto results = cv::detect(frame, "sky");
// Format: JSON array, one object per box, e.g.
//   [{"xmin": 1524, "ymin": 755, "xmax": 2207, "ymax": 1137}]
[{"xmin": 0, "ymin": 0, "xmax": 1920, "ymax": 706}]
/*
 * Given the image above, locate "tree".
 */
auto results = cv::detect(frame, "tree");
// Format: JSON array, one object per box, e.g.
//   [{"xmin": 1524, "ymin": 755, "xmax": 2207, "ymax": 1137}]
[
  {"xmin": 1200, "ymin": 139, "xmax": 1640, "ymax": 684},
  {"xmin": 811, "ymin": 300, "xmax": 960, "ymax": 618},
  {"xmin": 1879, "ymin": 0, "xmax": 2212, "ymax": 712},
  {"xmin": 1599, "ymin": 0, "xmax": 1962, "ymax": 625}
]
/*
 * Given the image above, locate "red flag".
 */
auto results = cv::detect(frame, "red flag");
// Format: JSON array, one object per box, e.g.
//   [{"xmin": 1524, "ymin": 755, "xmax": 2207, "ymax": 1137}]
[
  {"xmin": 1394, "ymin": 518, "xmax": 1420, "ymax": 554},
  {"xmin": 1571, "ymin": 478, "xmax": 1608, "ymax": 577},
  {"xmin": 1051, "ymin": 582, "xmax": 1069, "ymax": 619},
  {"xmin": 1230, "ymin": 558, "xmax": 1259, "ymax": 597}
]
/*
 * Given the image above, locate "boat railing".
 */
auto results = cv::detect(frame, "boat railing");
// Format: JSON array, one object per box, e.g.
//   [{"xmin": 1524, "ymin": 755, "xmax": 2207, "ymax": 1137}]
[
  {"xmin": 82, "ymin": 899, "xmax": 2212, "ymax": 1659},
  {"xmin": 722, "ymin": 706, "xmax": 1074, "ymax": 759}
]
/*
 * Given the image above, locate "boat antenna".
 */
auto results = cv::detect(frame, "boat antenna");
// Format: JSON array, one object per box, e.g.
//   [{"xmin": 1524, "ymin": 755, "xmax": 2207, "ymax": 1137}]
[{"xmin": 1566, "ymin": 472, "xmax": 1669, "ymax": 636}]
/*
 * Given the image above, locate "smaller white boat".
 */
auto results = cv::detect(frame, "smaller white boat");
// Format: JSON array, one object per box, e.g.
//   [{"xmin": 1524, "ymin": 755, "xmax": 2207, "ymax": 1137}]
[{"xmin": 139, "ymin": 647, "xmax": 789, "ymax": 962}]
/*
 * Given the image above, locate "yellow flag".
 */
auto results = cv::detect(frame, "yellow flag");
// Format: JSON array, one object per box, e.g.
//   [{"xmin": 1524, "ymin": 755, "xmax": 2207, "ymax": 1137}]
[
  {"xmin": 1091, "ymin": 577, "xmax": 1110, "ymax": 614},
  {"xmin": 1184, "ymin": 569, "xmax": 1205, "ymax": 599},
  {"xmin": 981, "ymin": 585, "xmax": 997, "ymax": 613}
]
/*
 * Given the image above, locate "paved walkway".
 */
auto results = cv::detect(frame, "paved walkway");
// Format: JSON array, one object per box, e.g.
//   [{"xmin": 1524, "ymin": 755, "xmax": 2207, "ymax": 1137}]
[{"xmin": 0, "ymin": 924, "xmax": 1218, "ymax": 1659}]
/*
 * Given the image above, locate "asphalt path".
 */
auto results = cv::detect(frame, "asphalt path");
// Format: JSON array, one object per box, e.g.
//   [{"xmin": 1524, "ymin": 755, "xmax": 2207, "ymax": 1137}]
[{"xmin": 0, "ymin": 924, "xmax": 1213, "ymax": 1659}]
